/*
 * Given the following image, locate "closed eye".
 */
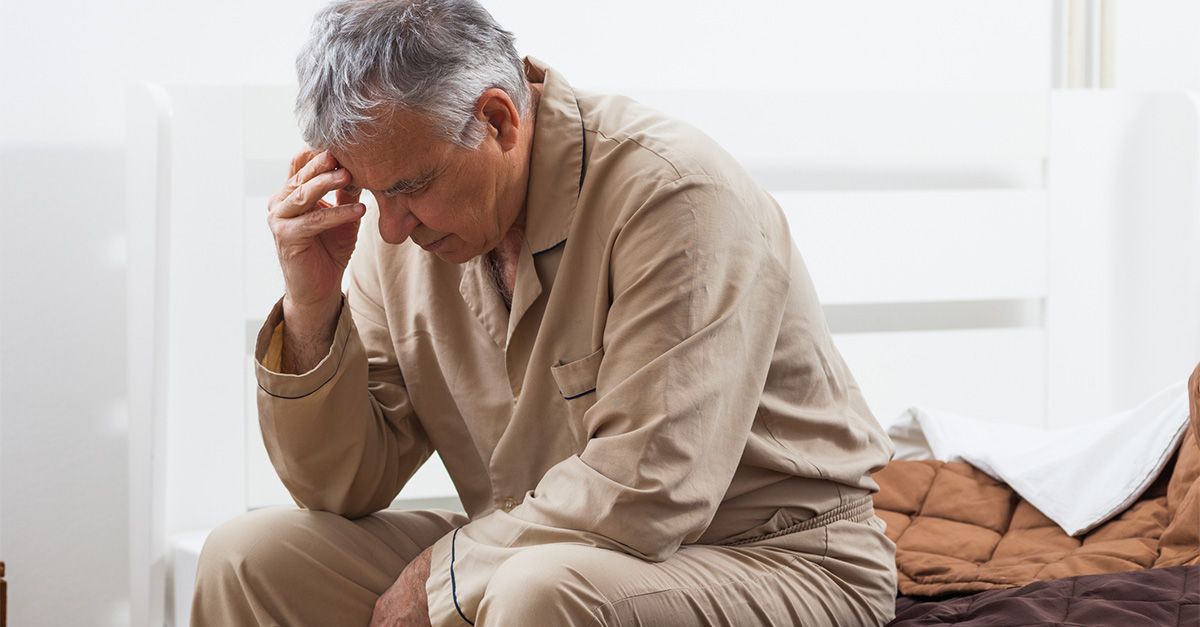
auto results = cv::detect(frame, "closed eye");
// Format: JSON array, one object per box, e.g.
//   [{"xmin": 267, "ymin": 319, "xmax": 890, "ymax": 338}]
[{"xmin": 381, "ymin": 183, "xmax": 427, "ymax": 198}]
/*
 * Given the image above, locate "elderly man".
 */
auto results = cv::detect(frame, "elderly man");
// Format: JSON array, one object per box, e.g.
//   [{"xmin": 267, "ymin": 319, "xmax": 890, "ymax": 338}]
[{"xmin": 192, "ymin": 0, "xmax": 897, "ymax": 625}]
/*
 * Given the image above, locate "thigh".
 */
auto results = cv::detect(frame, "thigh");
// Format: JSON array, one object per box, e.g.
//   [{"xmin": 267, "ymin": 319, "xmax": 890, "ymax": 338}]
[
  {"xmin": 478, "ymin": 518, "xmax": 896, "ymax": 627},
  {"xmin": 192, "ymin": 506, "xmax": 468, "ymax": 627}
]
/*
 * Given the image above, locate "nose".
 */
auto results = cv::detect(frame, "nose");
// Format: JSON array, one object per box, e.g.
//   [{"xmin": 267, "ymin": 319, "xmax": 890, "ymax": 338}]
[{"xmin": 376, "ymin": 196, "xmax": 419, "ymax": 245}]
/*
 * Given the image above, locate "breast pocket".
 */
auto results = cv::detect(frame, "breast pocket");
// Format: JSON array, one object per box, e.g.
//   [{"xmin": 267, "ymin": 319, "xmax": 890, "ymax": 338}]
[{"xmin": 550, "ymin": 346, "xmax": 604, "ymax": 448}]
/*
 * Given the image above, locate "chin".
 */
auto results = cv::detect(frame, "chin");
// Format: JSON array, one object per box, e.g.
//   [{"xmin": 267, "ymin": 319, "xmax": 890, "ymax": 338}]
[{"xmin": 434, "ymin": 248, "xmax": 479, "ymax": 264}]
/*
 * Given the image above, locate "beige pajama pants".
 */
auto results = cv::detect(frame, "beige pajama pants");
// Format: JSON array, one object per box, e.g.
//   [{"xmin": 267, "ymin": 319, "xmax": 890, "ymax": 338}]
[{"xmin": 191, "ymin": 507, "xmax": 897, "ymax": 626}]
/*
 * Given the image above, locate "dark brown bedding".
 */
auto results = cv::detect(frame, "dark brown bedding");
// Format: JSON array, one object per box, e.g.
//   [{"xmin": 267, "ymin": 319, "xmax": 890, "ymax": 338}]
[{"xmin": 886, "ymin": 564, "xmax": 1198, "ymax": 626}]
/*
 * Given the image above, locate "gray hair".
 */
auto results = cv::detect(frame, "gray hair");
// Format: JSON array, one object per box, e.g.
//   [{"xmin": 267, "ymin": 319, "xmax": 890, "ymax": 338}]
[{"xmin": 296, "ymin": 0, "xmax": 530, "ymax": 151}]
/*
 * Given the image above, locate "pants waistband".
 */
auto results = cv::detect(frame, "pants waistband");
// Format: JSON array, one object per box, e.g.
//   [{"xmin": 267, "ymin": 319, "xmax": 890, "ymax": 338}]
[{"xmin": 725, "ymin": 495, "xmax": 876, "ymax": 546}]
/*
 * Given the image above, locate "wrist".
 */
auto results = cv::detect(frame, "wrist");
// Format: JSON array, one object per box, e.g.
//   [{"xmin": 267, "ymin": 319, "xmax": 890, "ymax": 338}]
[
  {"xmin": 279, "ymin": 292, "xmax": 343, "ymax": 374},
  {"xmin": 282, "ymin": 292, "xmax": 343, "ymax": 337}
]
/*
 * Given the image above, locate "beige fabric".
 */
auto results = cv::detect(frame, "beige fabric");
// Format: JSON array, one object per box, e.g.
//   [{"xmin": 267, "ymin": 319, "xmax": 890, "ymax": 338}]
[
  {"xmin": 245, "ymin": 57, "xmax": 894, "ymax": 626},
  {"xmin": 193, "ymin": 506, "xmax": 896, "ymax": 627},
  {"xmin": 193, "ymin": 508, "xmax": 467, "ymax": 626}
]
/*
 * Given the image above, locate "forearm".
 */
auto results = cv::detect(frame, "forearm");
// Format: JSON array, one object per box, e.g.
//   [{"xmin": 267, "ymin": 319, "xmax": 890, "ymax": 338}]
[
  {"xmin": 279, "ymin": 291, "xmax": 344, "ymax": 374},
  {"xmin": 257, "ymin": 297, "xmax": 430, "ymax": 517}
]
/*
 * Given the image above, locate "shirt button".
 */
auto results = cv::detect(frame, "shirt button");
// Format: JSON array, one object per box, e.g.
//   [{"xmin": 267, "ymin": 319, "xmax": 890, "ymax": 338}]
[{"xmin": 502, "ymin": 497, "xmax": 517, "ymax": 512}]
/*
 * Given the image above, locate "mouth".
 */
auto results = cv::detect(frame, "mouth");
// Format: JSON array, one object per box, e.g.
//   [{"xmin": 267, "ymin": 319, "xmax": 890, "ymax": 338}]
[{"xmin": 418, "ymin": 235, "xmax": 448, "ymax": 252}]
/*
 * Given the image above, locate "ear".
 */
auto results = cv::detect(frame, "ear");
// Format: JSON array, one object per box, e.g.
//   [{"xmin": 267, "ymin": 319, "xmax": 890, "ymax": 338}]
[{"xmin": 475, "ymin": 88, "xmax": 522, "ymax": 152}]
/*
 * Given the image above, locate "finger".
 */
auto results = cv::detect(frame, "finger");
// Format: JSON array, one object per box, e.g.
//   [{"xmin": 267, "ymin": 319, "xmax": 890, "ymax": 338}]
[
  {"xmin": 287, "ymin": 148, "xmax": 317, "ymax": 179},
  {"xmin": 284, "ymin": 202, "xmax": 367, "ymax": 239},
  {"xmin": 273, "ymin": 150, "xmax": 338, "ymax": 203},
  {"xmin": 273, "ymin": 168, "xmax": 351, "ymax": 219},
  {"xmin": 268, "ymin": 191, "xmax": 336, "ymax": 223},
  {"xmin": 335, "ymin": 186, "xmax": 362, "ymax": 208},
  {"xmin": 289, "ymin": 150, "xmax": 339, "ymax": 187}
]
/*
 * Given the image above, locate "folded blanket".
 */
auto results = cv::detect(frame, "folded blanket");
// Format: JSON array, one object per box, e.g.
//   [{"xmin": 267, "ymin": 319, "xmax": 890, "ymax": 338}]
[
  {"xmin": 873, "ymin": 363, "xmax": 1200, "ymax": 597},
  {"xmin": 887, "ymin": 382, "xmax": 1190, "ymax": 535}
]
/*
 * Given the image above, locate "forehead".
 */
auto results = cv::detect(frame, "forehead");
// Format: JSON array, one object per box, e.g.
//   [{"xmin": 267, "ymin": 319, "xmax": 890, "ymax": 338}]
[{"xmin": 332, "ymin": 111, "xmax": 450, "ymax": 189}]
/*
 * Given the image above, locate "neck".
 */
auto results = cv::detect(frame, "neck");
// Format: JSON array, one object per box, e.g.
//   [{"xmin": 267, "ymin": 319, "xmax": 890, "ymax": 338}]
[
  {"xmin": 490, "ymin": 82, "xmax": 542, "ymax": 306},
  {"xmin": 489, "ymin": 211, "xmax": 525, "ymax": 308}
]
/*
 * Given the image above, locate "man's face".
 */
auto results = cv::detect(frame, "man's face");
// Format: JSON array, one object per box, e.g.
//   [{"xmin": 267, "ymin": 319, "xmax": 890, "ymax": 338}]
[{"xmin": 332, "ymin": 109, "xmax": 519, "ymax": 264}]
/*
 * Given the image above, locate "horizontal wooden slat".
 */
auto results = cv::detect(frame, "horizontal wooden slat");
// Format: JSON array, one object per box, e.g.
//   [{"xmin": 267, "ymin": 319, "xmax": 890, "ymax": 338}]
[
  {"xmin": 624, "ymin": 90, "xmax": 1050, "ymax": 164},
  {"xmin": 834, "ymin": 328, "xmax": 1047, "ymax": 429},
  {"xmin": 824, "ymin": 298, "xmax": 1043, "ymax": 334},
  {"xmin": 747, "ymin": 158, "xmax": 1045, "ymax": 192},
  {"xmin": 779, "ymin": 189, "xmax": 1048, "ymax": 304}
]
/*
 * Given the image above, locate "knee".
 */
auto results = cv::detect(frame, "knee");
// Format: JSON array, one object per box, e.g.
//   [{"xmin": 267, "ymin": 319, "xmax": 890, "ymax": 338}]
[
  {"xmin": 478, "ymin": 545, "xmax": 611, "ymax": 624},
  {"xmin": 194, "ymin": 507, "xmax": 321, "ymax": 591},
  {"xmin": 486, "ymin": 546, "xmax": 580, "ymax": 603}
]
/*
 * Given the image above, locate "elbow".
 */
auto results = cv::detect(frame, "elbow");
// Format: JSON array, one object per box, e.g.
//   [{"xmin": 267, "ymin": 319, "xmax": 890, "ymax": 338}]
[
  {"xmin": 281, "ymin": 471, "xmax": 395, "ymax": 519},
  {"xmin": 292, "ymin": 492, "xmax": 390, "ymax": 520}
]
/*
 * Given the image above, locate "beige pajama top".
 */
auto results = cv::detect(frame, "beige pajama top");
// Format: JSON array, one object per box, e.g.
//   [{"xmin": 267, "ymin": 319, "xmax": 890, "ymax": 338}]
[{"xmin": 255, "ymin": 57, "xmax": 894, "ymax": 627}]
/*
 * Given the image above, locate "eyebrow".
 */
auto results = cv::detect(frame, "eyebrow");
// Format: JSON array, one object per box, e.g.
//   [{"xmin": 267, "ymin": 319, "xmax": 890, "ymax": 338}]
[
  {"xmin": 345, "ymin": 170, "xmax": 438, "ymax": 197},
  {"xmin": 384, "ymin": 171, "xmax": 436, "ymax": 195}
]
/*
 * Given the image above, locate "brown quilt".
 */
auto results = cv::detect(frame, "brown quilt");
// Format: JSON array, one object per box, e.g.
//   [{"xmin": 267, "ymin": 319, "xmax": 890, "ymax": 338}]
[{"xmin": 873, "ymin": 363, "xmax": 1200, "ymax": 597}]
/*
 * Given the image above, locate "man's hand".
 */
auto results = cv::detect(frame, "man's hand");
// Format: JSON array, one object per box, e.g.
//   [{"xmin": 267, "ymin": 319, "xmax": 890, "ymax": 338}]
[
  {"xmin": 370, "ymin": 546, "xmax": 434, "ymax": 627},
  {"xmin": 267, "ymin": 149, "xmax": 364, "ymax": 372}
]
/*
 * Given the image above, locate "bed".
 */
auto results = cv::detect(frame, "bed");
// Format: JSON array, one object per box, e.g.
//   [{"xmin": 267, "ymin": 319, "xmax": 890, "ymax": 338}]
[
  {"xmin": 877, "ymin": 364, "xmax": 1199, "ymax": 626},
  {"xmin": 127, "ymin": 85, "xmax": 1200, "ymax": 626}
]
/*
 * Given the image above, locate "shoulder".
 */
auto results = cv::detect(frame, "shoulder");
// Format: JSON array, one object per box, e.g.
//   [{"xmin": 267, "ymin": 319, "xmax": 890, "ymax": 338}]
[
  {"xmin": 573, "ymin": 91, "xmax": 791, "ymax": 256},
  {"xmin": 576, "ymin": 90, "xmax": 732, "ymax": 184}
]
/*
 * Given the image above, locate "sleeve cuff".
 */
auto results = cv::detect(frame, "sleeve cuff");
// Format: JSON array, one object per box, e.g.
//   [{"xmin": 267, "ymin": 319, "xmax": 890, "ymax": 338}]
[
  {"xmin": 254, "ymin": 295, "xmax": 355, "ymax": 400},
  {"xmin": 426, "ymin": 529, "xmax": 472, "ymax": 626}
]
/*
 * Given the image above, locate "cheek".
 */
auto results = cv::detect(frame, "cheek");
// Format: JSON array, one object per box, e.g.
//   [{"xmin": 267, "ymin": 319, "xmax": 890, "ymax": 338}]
[
  {"xmin": 404, "ymin": 195, "xmax": 447, "ymax": 227},
  {"xmin": 438, "ymin": 187, "xmax": 493, "ymax": 231}
]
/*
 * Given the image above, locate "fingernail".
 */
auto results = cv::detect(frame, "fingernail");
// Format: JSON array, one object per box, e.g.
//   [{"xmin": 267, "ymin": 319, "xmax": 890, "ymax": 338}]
[{"xmin": 353, "ymin": 203, "xmax": 366, "ymax": 214}]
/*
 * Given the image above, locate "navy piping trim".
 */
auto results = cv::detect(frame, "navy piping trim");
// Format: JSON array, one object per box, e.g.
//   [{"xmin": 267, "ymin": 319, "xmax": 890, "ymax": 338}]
[
  {"xmin": 257, "ymin": 321, "xmax": 352, "ymax": 400},
  {"xmin": 449, "ymin": 528, "xmax": 475, "ymax": 625},
  {"xmin": 563, "ymin": 387, "xmax": 596, "ymax": 401},
  {"xmin": 533, "ymin": 239, "xmax": 566, "ymax": 256},
  {"xmin": 576, "ymin": 101, "xmax": 587, "ymax": 195}
]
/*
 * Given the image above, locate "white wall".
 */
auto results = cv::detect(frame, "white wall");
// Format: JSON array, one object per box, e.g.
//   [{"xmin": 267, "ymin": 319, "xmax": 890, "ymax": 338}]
[
  {"xmin": 1116, "ymin": 0, "xmax": 1200, "ymax": 91},
  {"xmin": 1, "ymin": 1, "xmax": 1197, "ymax": 626}
]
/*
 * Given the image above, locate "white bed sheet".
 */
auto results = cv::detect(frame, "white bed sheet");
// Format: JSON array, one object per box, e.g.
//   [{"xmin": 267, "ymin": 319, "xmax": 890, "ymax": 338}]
[{"xmin": 886, "ymin": 381, "xmax": 1191, "ymax": 536}]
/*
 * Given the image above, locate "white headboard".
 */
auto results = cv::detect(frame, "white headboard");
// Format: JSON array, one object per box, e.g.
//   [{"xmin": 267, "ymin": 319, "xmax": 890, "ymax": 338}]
[{"xmin": 127, "ymin": 84, "xmax": 1200, "ymax": 622}]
